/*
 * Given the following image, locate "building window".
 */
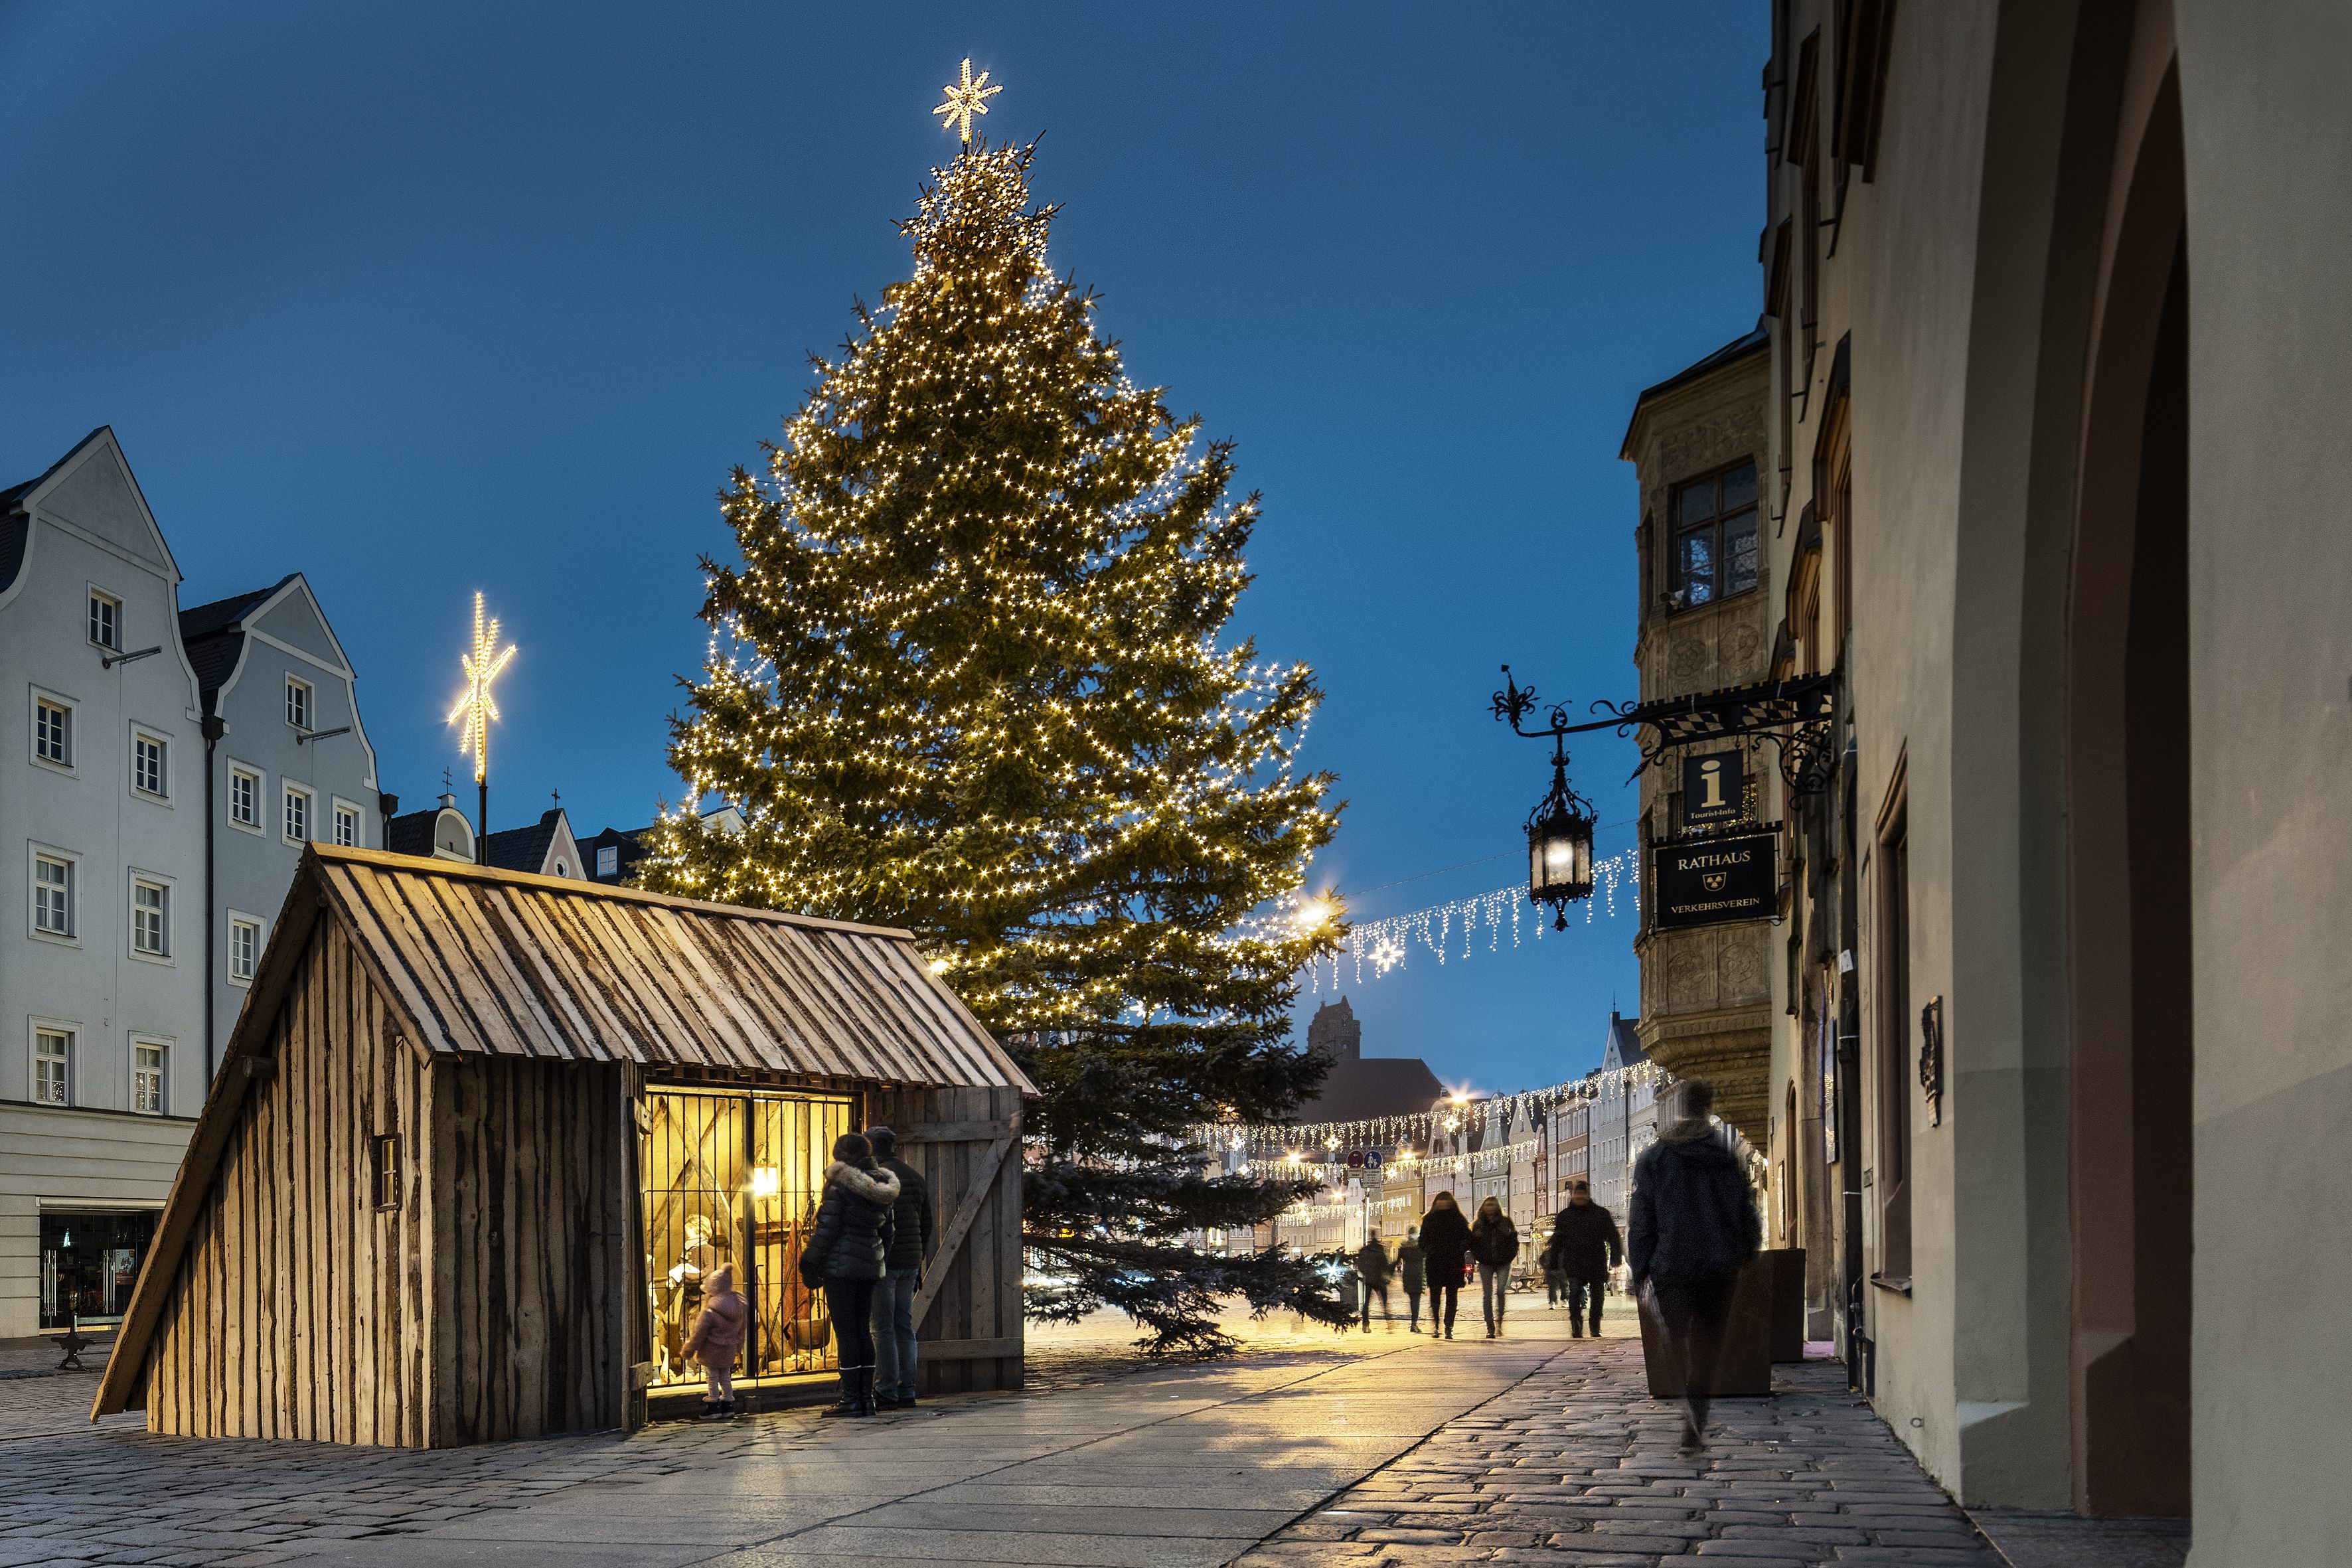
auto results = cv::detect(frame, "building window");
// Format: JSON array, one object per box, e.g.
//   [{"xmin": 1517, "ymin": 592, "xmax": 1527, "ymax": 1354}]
[
  {"xmin": 230, "ymin": 767, "xmax": 260, "ymax": 827},
  {"xmin": 133, "ymin": 1043, "xmax": 165, "ymax": 1116},
  {"xmin": 33, "ymin": 854, "xmax": 72, "ymax": 937},
  {"xmin": 88, "ymin": 592, "xmax": 119, "ymax": 651},
  {"xmin": 131, "ymin": 879, "xmax": 168, "ymax": 957},
  {"xmin": 285, "ymin": 678, "xmax": 312, "ymax": 732},
  {"xmin": 1666, "ymin": 461, "xmax": 1761, "ymax": 610},
  {"xmin": 1875, "ymin": 795, "xmax": 1913, "ymax": 1285},
  {"xmin": 334, "ymin": 805, "xmax": 359, "ymax": 848},
  {"xmin": 284, "ymin": 786, "xmax": 310, "ymax": 844},
  {"xmin": 132, "ymin": 732, "xmax": 167, "ymax": 798},
  {"xmin": 597, "ymin": 844, "xmax": 618, "ymax": 878},
  {"xmin": 229, "ymin": 916, "xmax": 260, "ymax": 983},
  {"xmin": 553, "ymin": 859, "xmax": 567, "ymax": 878},
  {"xmin": 33, "ymin": 1029, "xmax": 70, "ymax": 1106},
  {"xmin": 371, "ymin": 1133, "xmax": 402, "ymax": 1212},
  {"xmin": 34, "ymin": 698, "xmax": 72, "ymax": 767}
]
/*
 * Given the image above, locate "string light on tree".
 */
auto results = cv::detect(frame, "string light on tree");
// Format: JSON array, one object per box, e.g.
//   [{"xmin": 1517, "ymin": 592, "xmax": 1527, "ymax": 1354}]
[
  {"xmin": 446, "ymin": 591, "xmax": 515, "ymax": 865},
  {"xmin": 637, "ymin": 78, "xmax": 1346, "ymax": 1352}
]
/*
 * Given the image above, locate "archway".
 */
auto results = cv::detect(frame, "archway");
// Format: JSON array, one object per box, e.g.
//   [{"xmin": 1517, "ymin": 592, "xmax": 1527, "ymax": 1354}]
[{"xmin": 2063, "ymin": 13, "xmax": 2190, "ymax": 1519}]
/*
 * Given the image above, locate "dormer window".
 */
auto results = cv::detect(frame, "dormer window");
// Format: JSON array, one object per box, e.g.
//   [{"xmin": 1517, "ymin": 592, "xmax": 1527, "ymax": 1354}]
[
  {"xmin": 285, "ymin": 677, "xmax": 312, "ymax": 732},
  {"xmin": 88, "ymin": 591, "xmax": 119, "ymax": 651}
]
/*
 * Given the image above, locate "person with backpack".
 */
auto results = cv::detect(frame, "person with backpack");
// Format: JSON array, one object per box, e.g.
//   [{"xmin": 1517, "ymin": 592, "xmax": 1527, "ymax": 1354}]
[
  {"xmin": 863, "ymin": 1126, "xmax": 935, "ymax": 1409},
  {"xmin": 798, "ymin": 1131, "xmax": 901, "ymax": 1418}
]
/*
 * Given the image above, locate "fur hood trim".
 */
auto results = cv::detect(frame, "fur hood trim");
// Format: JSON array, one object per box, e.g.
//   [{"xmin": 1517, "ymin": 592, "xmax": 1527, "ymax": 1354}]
[{"xmin": 825, "ymin": 1160, "xmax": 901, "ymax": 1204}]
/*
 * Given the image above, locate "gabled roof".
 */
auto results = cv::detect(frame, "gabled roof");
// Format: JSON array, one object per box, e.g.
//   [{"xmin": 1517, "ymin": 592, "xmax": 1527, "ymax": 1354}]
[
  {"xmin": 485, "ymin": 807, "xmax": 566, "ymax": 875},
  {"xmin": 95, "ymin": 844, "xmax": 1032, "ymax": 1420},
  {"xmin": 1602, "ymin": 1009, "xmax": 1646, "ymax": 1069},
  {"xmin": 177, "ymin": 576, "xmax": 296, "ymax": 698}
]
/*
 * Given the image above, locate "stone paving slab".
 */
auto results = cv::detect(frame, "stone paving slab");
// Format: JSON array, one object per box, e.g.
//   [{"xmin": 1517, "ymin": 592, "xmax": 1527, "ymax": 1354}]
[{"xmin": 1229, "ymin": 1334, "xmax": 2005, "ymax": 1568}]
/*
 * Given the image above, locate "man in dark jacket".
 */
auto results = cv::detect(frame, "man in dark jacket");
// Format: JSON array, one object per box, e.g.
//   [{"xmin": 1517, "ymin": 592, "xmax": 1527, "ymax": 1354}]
[
  {"xmin": 1396, "ymin": 1228, "xmax": 1427, "ymax": 1332},
  {"xmin": 1543, "ymin": 1179, "xmax": 1623, "ymax": 1340},
  {"xmin": 1628, "ymin": 1079, "xmax": 1762, "ymax": 1453},
  {"xmin": 864, "ymin": 1126, "xmax": 935, "ymax": 1411}
]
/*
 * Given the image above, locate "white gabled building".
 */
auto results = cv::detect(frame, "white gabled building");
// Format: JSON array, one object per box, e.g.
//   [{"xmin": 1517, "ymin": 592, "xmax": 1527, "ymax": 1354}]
[{"xmin": 0, "ymin": 430, "xmax": 380, "ymax": 1338}]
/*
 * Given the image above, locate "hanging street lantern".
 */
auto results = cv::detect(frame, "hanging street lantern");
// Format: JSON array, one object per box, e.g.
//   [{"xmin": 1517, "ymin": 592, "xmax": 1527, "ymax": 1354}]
[{"xmin": 1492, "ymin": 665, "xmax": 1602, "ymax": 929}]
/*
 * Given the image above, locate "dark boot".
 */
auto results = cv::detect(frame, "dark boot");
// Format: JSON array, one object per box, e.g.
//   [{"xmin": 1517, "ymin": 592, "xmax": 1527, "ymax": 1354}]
[
  {"xmin": 853, "ymin": 1366, "xmax": 880, "ymax": 1417},
  {"xmin": 822, "ymin": 1370, "xmax": 860, "ymax": 1417}
]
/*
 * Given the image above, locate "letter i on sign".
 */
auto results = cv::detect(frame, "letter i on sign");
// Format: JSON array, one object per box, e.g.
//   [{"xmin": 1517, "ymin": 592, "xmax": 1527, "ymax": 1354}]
[{"xmin": 1698, "ymin": 759, "xmax": 1726, "ymax": 812}]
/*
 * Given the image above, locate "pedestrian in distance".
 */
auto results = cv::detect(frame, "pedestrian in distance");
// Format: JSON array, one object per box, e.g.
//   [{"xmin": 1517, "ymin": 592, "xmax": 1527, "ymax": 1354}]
[
  {"xmin": 1544, "ymin": 1178, "xmax": 1624, "ymax": 1340},
  {"xmin": 1544, "ymin": 1248, "xmax": 1567, "ymax": 1308},
  {"xmin": 1397, "ymin": 1227, "xmax": 1427, "ymax": 1332},
  {"xmin": 1417, "ymin": 1192, "xmax": 1472, "ymax": 1338},
  {"xmin": 1628, "ymin": 1078, "xmax": 1762, "ymax": 1454},
  {"xmin": 863, "ymin": 1125, "xmax": 935, "ymax": 1410},
  {"xmin": 1354, "ymin": 1237, "xmax": 1395, "ymax": 1330},
  {"xmin": 798, "ymin": 1131, "xmax": 901, "ymax": 1418},
  {"xmin": 682, "ymin": 1263, "xmax": 749, "ymax": 1421},
  {"xmin": 1470, "ymin": 1196, "xmax": 1520, "ymax": 1338}
]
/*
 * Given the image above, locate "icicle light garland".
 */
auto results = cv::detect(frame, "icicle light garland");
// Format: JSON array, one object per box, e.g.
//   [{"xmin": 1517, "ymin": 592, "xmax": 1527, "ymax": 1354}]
[
  {"xmin": 1296, "ymin": 849, "xmax": 1639, "ymax": 994},
  {"xmin": 1200, "ymin": 1057, "xmax": 1670, "ymax": 1163}
]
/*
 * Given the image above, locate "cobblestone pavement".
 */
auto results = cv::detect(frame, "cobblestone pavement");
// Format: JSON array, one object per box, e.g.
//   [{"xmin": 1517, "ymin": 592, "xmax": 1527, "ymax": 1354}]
[
  {"xmin": 1232, "ymin": 1332, "xmax": 2001, "ymax": 1568},
  {"xmin": 0, "ymin": 1300, "xmax": 2007, "ymax": 1568}
]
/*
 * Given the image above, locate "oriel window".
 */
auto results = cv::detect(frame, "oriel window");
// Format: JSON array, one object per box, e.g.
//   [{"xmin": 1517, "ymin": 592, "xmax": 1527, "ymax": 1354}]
[{"xmin": 1666, "ymin": 461, "xmax": 1761, "ymax": 609}]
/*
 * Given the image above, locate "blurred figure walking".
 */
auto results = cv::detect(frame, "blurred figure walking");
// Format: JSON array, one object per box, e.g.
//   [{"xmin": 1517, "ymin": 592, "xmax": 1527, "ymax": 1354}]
[
  {"xmin": 1354, "ymin": 1237, "xmax": 1394, "ymax": 1330},
  {"xmin": 1629, "ymin": 1079, "xmax": 1761, "ymax": 1453},
  {"xmin": 1397, "ymin": 1227, "xmax": 1427, "ymax": 1332},
  {"xmin": 1417, "ymin": 1193, "xmax": 1472, "ymax": 1339},
  {"xmin": 1543, "ymin": 1178, "xmax": 1623, "ymax": 1339},
  {"xmin": 1469, "ymin": 1196, "xmax": 1520, "ymax": 1338}
]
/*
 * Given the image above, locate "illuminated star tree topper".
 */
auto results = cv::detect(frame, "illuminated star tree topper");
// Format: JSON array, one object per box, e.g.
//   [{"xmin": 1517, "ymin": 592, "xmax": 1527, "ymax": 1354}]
[
  {"xmin": 932, "ymin": 56, "xmax": 1002, "ymax": 146},
  {"xmin": 448, "ymin": 591, "xmax": 515, "ymax": 787}
]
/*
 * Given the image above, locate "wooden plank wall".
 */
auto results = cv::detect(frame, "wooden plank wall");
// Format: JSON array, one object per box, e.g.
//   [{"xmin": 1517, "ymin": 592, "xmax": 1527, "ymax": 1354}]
[
  {"xmin": 871, "ymin": 1083, "xmax": 1025, "ymax": 1395},
  {"xmin": 431, "ymin": 1054, "xmax": 629, "ymax": 1443},
  {"xmin": 141, "ymin": 919, "xmax": 436, "ymax": 1445}
]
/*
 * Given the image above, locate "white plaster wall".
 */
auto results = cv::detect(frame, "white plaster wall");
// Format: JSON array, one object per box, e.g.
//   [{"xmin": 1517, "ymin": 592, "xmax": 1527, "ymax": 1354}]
[{"xmin": 2177, "ymin": 2, "xmax": 2352, "ymax": 1560}]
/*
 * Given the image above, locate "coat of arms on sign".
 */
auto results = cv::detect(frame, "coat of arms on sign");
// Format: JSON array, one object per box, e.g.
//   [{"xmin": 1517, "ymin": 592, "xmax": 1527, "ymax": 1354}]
[{"xmin": 1704, "ymin": 872, "xmax": 1728, "ymax": 891}]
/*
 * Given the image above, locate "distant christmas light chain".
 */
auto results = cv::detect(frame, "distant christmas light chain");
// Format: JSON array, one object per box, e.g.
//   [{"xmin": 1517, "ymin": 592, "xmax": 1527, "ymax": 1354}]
[{"xmin": 1302, "ymin": 850, "xmax": 1640, "ymax": 994}]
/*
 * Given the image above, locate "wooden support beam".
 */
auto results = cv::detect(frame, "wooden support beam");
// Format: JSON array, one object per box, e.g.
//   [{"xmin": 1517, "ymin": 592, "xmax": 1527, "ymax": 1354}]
[{"xmin": 911, "ymin": 1131, "xmax": 1016, "ymax": 1328}]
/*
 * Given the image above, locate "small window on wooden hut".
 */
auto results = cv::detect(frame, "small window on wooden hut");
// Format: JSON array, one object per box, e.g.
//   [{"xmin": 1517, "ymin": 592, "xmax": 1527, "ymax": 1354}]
[{"xmin": 370, "ymin": 1133, "xmax": 401, "ymax": 1212}]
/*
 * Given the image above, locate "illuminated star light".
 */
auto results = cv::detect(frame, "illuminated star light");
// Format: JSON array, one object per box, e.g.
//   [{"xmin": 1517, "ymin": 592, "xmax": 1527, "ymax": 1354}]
[
  {"xmin": 933, "ymin": 57, "xmax": 1003, "ymax": 145},
  {"xmin": 447, "ymin": 591, "xmax": 516, "ymax": 786}
]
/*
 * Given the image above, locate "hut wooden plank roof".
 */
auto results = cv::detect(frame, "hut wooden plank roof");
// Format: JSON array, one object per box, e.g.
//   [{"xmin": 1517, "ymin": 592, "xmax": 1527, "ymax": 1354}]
[
  {"xmin": 93, "ymin": 845, "xmax": 1032, "ymax": 1423},
  {"xmin": 317, "ymin": 846, "xmax": 1031, "ymax": 1086}
]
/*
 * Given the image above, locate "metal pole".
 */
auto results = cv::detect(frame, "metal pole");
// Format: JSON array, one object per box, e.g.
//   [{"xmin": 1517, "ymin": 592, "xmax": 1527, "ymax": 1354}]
[{"xmin": 478, "ymin": 777, "xmax": 489, "ymax": 865}]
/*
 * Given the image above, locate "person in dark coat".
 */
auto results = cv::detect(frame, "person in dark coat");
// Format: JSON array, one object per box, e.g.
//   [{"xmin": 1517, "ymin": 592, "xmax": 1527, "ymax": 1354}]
[
  {"xmin": 1469, "ymin": 1197, "xmax": 1520, "ymax": 1338},
  {"xmin": 1628, "ymin": 1079, "xmax": 1762, "ymax": 1452},
  {"xmin": 1417, "ymin": 1192, "xmax": 1472, "ymax": 1338},
  {"xmin": 798, "ymin": 1132, "xmax": 901, "ymax": 1417},
  {"xmin": 864, "ymin": 1126, "xmax": 935, "ymax": 1410},
  {"xmin": 1354, "ymin": 1238, "xmax": 1393, "ymax": 1331},
  {"xmin": 1396, "ymin": 1228, "xmax": 1427, "ymax": 1332},
  {"xmin": 1543, "ymin": 1178, "xmax": 1624, "ymax": 1339}
]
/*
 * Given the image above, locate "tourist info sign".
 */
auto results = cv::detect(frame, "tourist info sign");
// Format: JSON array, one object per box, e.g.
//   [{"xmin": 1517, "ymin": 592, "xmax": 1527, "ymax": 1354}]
[{"xmin": 1652, "ymin": 832, "xmax": 1777, "ymax": 929}]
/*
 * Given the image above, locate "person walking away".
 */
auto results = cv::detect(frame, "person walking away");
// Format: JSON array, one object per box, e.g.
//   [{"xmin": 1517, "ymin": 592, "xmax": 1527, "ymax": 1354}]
[
  {"xmin": 1545, "ymin": 1178, "xmax": 1624, "ymax": 1340},
  {"xmin": 864, "ymin": 1125, "xmax": 935, "ymax": 1409},
  {"xmin": 682, "ymin": 1263, "xmax": 749, "ymax": 1421},
  {"xmin": 1628, "ymin": 1078, "xmax": 1761, "ymax": 1453},
  {"xmin": 1469, "ymin": 1197, "xmax": 1520, "ymax": 1338},
  {"xmin": 1543, "ymin": 1247, "xmax": 1567, "ymax": 1308},
  {"xmin": 1397, "ymin": 1227, "xmax": 1427, "ymax": 1332},
  {"xmin": 1417, "ymin": 1193, "xmax": 1472, "ymax": 1339},
  {"xmin": 1354, "ymin": 1237, "xmax": 1394, "ymax": 1330},
  {"xmin": 798, "ymin": 1132, "xmax": 901, "ymax": 1417}
]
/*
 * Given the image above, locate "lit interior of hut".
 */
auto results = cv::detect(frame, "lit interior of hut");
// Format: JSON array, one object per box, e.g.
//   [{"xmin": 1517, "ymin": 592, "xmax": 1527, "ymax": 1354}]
[{"xmin": 639, "ymin": 1087, "xmax": 857, "ymax": 1392}]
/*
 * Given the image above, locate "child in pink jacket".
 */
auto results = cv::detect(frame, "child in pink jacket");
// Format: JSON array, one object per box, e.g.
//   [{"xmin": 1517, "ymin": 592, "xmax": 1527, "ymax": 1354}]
[{"xmin": 682, "ymin": 1263, "xmax": 749, "ymax": 1421}]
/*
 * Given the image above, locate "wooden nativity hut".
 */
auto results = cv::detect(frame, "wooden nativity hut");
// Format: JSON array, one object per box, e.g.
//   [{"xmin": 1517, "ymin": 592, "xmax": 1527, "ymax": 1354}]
[{"xmin": 92, "ymin": 845, "xmax": 1034, "ymax": 1446}]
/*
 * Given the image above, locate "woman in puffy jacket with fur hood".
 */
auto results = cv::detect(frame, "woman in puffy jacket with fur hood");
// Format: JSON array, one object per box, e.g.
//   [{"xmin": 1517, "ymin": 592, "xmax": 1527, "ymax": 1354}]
[{"xmin": 799, "ymin": 1132, "xmax": 900, "ymax": 1417}]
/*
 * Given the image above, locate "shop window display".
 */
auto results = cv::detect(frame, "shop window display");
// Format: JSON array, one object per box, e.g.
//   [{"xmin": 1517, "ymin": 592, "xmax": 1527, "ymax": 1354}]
[{"xmin": 40, "ymin": 1210, "xmax": 156, "ymax": 1327}]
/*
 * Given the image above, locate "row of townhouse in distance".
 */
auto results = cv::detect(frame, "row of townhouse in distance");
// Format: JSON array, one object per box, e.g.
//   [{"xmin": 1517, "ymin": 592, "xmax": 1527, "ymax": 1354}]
[
  {"xmin": 1618, "ymin": 1, "xmax": 2351, "ymax": 1559},
  {"xmin": 0, "ymin": 430, "xmax": 385, "ymax": 1338}
]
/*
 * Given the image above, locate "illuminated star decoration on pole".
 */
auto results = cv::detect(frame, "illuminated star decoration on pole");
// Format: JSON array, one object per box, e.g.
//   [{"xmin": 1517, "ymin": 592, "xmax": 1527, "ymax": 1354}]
[
  {"xmin": 447, "ymin": 591, "xmax": 515, "ymax": 863},
  {"xmin": 933, "ymin": 57, "xmax": 1002, "ymax": 147}
]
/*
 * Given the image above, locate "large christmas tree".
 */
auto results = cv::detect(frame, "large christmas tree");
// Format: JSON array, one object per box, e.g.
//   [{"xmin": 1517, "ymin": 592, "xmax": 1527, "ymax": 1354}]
[{"xmin": 638, "ymin": 138, "xmax": 1348, "ymax": 1350}]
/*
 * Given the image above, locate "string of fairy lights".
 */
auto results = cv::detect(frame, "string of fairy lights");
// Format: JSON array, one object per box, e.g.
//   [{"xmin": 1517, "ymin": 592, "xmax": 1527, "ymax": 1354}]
[{"xmin": 1295, "ymin": 850, "xmax": 1640, "ymax": 994}]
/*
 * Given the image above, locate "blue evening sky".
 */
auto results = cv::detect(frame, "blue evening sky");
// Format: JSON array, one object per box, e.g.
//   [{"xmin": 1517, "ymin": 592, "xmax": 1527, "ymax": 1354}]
[{"xmin": 0, "ymin": 2, "xmax": 1764, "ymax": 1096}]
